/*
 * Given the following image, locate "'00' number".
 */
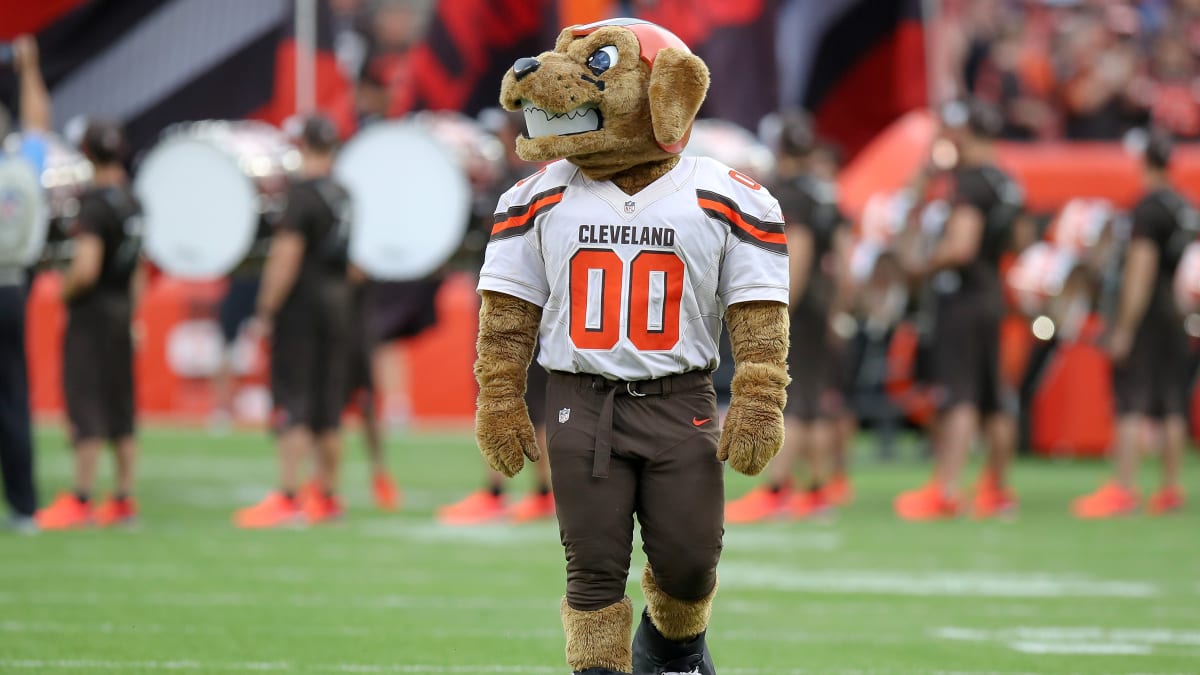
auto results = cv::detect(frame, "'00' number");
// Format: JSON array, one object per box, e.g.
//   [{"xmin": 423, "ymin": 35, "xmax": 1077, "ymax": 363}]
[{"xmin": 568, "ymin": 249, "xmax": 685, "ymax": 351}]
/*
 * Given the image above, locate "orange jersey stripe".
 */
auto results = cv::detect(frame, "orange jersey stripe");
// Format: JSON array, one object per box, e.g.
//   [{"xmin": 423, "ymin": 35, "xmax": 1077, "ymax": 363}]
[
  {"xmin": 492, "ymin": 191, "xmax": 565, "ymax": 235},
  {"xmin": 696, "ymin": 197, "xmax": 787, "ymax": 245}
]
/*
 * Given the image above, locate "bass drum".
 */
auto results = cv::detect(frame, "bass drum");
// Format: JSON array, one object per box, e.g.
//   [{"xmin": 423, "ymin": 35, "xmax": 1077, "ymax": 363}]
[
  {"xmin": 334, "ymin": 118, "xmax": 472, "ymax": 281},
  {"xmin": 134, "ymin": 120, "xmax": 295, "ymax": 279},
  {"xmin": 1174, "ymin": 241, "xmax": 1200, "ymax": 316},
  {"xmin": 682, "ymin": 118, "xmax": 775, "ymax": 178}
]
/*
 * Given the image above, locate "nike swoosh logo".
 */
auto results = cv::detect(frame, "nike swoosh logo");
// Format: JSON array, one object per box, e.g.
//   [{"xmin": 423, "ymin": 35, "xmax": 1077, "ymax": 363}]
[{"xmin": 692, "ymin": 417, "xmax": 711, "ymax": 426}]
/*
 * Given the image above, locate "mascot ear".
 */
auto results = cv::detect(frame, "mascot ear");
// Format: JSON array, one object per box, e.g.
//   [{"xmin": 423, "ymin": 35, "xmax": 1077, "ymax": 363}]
[
  {"xmin": 554, "ymin": 26, "xmax": 576, "ymax": 52},
  {"xmin": 648, "ymin": 47, "xmax": 710, "ymax": 154}
]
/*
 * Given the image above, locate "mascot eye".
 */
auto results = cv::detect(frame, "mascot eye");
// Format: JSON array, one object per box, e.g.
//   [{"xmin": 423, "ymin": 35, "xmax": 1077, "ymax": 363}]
[{"xmin": 586, "ymin": 45, "xmax": 620, "ymax": 76}]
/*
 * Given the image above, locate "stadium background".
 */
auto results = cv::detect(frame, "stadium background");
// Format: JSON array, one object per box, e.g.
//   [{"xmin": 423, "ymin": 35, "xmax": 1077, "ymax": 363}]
[{"xmin": 2, "ymin": 1, "xmax": 1200, "ymax": 674}]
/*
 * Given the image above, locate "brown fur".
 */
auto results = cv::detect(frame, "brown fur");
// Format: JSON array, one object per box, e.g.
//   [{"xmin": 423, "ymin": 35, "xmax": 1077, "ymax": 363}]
[
  {"xmin": 473, "ymin": 291, "xmax": 543, "ymax": 477},
  {"xmin": 641, "ymin": 564, "xmax": 716, "ymax": 642},
  {"xmin": 562, "ymin": 596, "xmax": 633, "ymax": 672},
  {"xmin": 717, "ymin": 301, "xmax": 790, "ymax": 475},
  {"xmin": 499, "ymin": 25, "xmax": 709, "ymax": 194}
]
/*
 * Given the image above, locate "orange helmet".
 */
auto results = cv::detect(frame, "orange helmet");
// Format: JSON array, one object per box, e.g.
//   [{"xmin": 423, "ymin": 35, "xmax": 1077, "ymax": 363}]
[{"xmin": 569, "ymin": 18, "xmax": 694, "ymax": 153}]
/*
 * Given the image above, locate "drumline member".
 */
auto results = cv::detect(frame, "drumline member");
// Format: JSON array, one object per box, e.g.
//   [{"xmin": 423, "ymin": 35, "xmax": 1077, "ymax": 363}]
[
  {"xmin": 1073, "ymin": 130, "xmax": 1195, "ymax": 518},
  {"xmin": 725, "ymin": 112, "xmax": 853, "ymax": 523},
  {"xmin": 209, "ymin": 272, "xmax": 261, "ymax": 433},
  {"xmin": 36, "ymin": 120, "xmax": 146, "ymax": 530},
  {"xmin": 894, "ymin": 100, "xmax": 1026, "ymax": 520},
  {"xmin": 0, "ymin": 35, "xmax": 49, "ymax": 533},
  {"xmin": 341, "ymin": 276, "xmax": 400, "ymax": 511},
  {"xmin": 437, "ymin": 109, "xmax": 554, "ymax": 525},
  {"xmin": 234, "ymin": 115, "xmax": 354, "ymax": 528}
]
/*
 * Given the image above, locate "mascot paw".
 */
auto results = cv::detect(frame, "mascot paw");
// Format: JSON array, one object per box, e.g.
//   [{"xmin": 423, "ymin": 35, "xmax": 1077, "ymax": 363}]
[
  {"xmin": 717, "ymin": 396, "xmax": 784, "ymax": 476},
  {"xmin": 475, "ymin": 397, "xmax": 540, "ymax": 477},
  {"xmin": 716, "ymin": 362, "xmax": 787, "ymax": 476}
]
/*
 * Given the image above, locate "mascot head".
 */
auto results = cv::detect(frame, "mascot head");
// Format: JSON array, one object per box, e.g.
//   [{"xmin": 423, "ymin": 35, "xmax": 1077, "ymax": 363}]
[{"xmin": 499, "ymin": 18, "xmax": 710, "ymax": 183}]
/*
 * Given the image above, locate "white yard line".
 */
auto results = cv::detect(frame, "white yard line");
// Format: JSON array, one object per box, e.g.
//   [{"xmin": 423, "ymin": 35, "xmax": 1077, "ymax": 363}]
[
  {"xmin": 934, "ymin": 625, "xmax": 1200, "ymax": 658},
  {"xmin": 1008, "ymin": 641, "xmax": 1152, "ymax": 655},
  {"xmin": 937, "ymin": 625, "xmax": 1200, "ymax": 645},
  {"xmin": 718, "ymin": 564, "xmax": 1159, "ymax": 598}
]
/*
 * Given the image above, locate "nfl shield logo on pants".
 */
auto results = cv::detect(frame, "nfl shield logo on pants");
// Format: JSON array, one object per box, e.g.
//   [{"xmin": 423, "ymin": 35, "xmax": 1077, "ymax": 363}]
[
  {"xmin": 624, "ymin": 200, "xmax": 636, "ymax": 214},
  {"xmin": 558, "ymin": 408, "xmax": 571, "ymax": 423}
]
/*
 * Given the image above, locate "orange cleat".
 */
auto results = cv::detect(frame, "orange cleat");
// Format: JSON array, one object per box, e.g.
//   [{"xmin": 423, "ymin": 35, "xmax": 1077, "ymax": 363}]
[
  {"xmin": 894, "ymin": 482, "xmax": 960, "ymax": 521},
  {"xmin": 508, "ymin": 491, "xmax": 556, "ymax": 523},
  {"xmin": 825, "ymin": 474, "xmax": 854, "ymax": 507},
  {"xmin": 94, "ymin": 497, "xmax": 139, "ymax": 527},
  {"xmin": 1071, "ymin": 481, "xmax": 1139, "ymax": 519},
  {"xmin": 372, "ymin": 472, "xmax": 401, "ymax": 512},
  {"xmin": 1146, "ymin": 487, "xmax": 1184, "ymax": 515},
  {"xmin": 304, "ymin": 493, "xmax": 345, "ymax": 524},
  {"xmin": 298, "ymin": 480, "xmax": 322, "ymax": 509},
  {"xmin": 436, "ymin": 490, "xmax": 507, "ymax": 525},
  {"xmin": 784, "ymin": 488, "xmax": 833, "ymax": 519},
  {"xmin": 972, "ymin": 473, "xmax": 1017, "ymax": 519},
  {"xmin": 233, "ymin": 492, "xmax": 303, "ymax": 529},
  {"xmin": 35, "ymin": 493, "xmax": 92, "ymax": 530},
  {"xmin": 724, "ymin": 484, "xmax": 789, "ymax": 524}
]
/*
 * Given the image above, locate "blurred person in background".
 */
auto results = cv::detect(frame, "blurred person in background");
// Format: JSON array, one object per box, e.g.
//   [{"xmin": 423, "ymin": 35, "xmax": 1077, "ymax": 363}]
[
  {"xmin": 36, "ymin": 120, "xmax": 144, "ymax": 530},
  {"xmin": 351, "ymin": 46, "xmax": 444, "ymax": 431},
  {"xmin": 894, "ymin": 100, "xmax": 1025, "ymax": 521},
  {"xmin": 234, "ymin": 116, "xmax": 353, "ymax": 528},
  {"xmin": 436, "ymin": 108, "xmax": 554, "ymax": 525},
  {"xmin": 330, "ymin": 0, "xmax": 370, "ymax": 82},
  {"xmin": 1059, "ymin": 6, "xmax": 1147, "ymax": 140},
  {"xmin": 208, "ymin": 272, "xmax": 261, "ymax": 433},
  {"xmin": 725, "ymin": 111, "xmax": 852, "ymax": 523},
  {"xmin": 0, "ymin": 35, "xmax": 48, "ymax": 533},
  {"xmin": 969, "ymin": 20, "xmax": 1060, "ymax": 140},
  {"xmin": 340, "ymin": 276, "xmax": 401, "ymax": 512},
  {"xmin": 1073, "ymin": 129, "xmax": 1194, "ymax": 518},
  {"xmin": 1134, "ymin": 31, "xmax": 1200, "ymax": 139}
]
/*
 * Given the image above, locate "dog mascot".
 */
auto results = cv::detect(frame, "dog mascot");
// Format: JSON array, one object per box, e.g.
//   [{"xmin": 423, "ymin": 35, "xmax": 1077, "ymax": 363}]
[{"xmin": 474, "ymin": 18, "xmax": 790, "ymax": 675}]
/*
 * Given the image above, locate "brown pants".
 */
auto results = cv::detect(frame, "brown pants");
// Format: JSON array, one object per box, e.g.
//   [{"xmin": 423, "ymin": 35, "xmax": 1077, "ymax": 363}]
[
  {"xmin": 546, "ymin": 370, "xmax": 724, "ymax": 611},
  {"xmin": 64, "ymin": 292, "xmax": 134, "ymax": 442}
]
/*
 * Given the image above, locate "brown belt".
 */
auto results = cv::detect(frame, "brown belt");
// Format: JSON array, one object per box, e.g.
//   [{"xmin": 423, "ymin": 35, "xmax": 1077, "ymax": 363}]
[{"xmin": 556, "ymin": 370, "xmax": 712, "ymax": 479}]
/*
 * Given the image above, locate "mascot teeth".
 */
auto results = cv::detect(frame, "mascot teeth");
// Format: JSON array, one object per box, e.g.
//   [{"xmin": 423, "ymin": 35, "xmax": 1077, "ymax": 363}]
[{"xmin": 523, "ymin": 104, "xmax": 601, "ymax": 138}]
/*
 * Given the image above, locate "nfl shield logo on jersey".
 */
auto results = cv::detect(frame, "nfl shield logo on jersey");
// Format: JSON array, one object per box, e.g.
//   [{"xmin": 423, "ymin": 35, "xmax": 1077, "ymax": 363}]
[
  {"xmin": 558, "ymin": 407, "xmax": 571, "ymax": 423},
  {"xmin": 624, "ymin": 200, "xmax": 636, "ymax": 214}
]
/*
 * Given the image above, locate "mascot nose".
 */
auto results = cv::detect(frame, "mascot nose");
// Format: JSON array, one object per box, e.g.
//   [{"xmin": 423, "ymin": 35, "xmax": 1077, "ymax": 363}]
[{"xmin": 513, "ymin": 57, "xmax": 541, "ymax": 81}]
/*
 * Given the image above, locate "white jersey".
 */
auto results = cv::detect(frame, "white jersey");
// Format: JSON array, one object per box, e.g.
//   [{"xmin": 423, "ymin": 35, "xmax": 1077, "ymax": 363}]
[{"xmin": 478, "ymin": 157, "xmax": 789, "ymax": 380}]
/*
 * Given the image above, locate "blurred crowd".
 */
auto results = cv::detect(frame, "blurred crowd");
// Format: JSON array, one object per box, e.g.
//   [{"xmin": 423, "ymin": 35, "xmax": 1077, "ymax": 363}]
[
  {"xmin": 935, "ymin": 0, "xmax": 1200, "ymax": 140},
  {"xmin": 327, "ymin": 0, "xmax": 434, "ymax": 125}
]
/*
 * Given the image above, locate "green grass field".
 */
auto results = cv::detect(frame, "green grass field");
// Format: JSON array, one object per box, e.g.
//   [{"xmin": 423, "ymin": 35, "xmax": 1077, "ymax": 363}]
[{"xmin": 2, "ymin": 425, "xmax": 1199, "ymax": 675}]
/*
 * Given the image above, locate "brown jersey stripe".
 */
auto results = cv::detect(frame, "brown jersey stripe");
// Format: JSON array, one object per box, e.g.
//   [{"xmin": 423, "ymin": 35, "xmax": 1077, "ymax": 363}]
[
  {"xmin": 491, "ymin": 186, "xmax": 567, "ymax": 240},
  {"xmin": 696, "ymin": 189, "xmax": 787, "ymax": 254}
]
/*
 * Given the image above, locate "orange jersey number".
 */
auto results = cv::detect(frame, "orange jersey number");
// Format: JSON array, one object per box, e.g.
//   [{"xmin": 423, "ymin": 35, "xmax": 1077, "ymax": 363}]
[{"xmin": 568, "ymin": 249, "xmax": 685, "ymax": 351}]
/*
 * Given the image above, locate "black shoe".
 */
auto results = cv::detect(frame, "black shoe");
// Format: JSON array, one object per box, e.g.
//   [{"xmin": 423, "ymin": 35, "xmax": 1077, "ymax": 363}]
[
  {"xmin": 658, "ymin": 655, "xmax": 704, "ymax": 674},
  {"xmin": 631, "ymin": 609, "xmax": 716, "ymax": 675}
]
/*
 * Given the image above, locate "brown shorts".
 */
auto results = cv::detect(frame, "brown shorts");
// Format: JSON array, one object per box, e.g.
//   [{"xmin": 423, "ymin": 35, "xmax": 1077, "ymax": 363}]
[
  {"xmin": 786, "ymin": 304, "xmax": 842, "ymax": 421},
  {"xmin": 346, "ymin": 287, "xmax": 374, "ymax": 397},
  {"xmin": 365, "ymin": 278, "xmax": 441, "ymax": 343},
  {"xmin": 1113, "ymin": 312, "xmax": 1189, "ymax": 419},
  {"xmin": 64, "ymin": 293, "xmax": 134, "ymax": 442},
  {"xmin": 546, "ymin": 370, "xmax": 724, "ymax": 611},
  {"xmin": 271, "ymin": 283, "xmax": 352, "ymax": 433},
  {"xmin": 928, "ymin": 292, "xmax": 1004, "ymax": 415}
]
